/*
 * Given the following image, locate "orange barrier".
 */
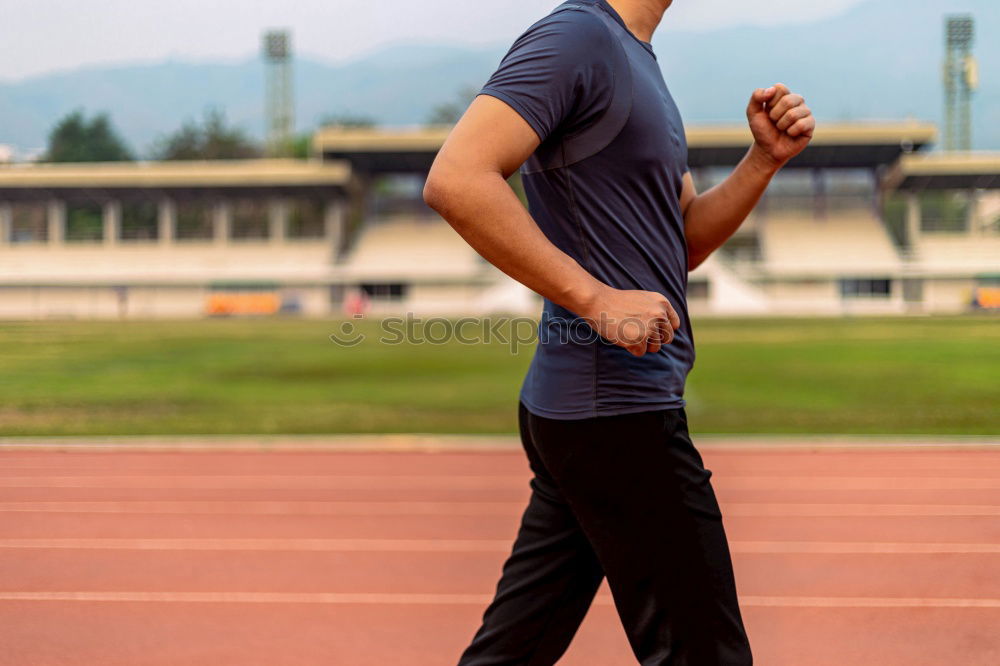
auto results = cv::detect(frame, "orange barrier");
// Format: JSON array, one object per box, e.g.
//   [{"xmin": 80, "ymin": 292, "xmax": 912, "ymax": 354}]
[
  {"xmin": 205, "ymin": 292, "xmax": 281, "ymax": 316},
  {"xmin": 972, "ymin": 286, "xmax": 1000, "ymax": 309}
]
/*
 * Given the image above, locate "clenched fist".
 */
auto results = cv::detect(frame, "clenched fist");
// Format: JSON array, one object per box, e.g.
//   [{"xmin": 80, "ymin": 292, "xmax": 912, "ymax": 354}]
[
  {"xmin": 747, "ymin": 83, "xmax": 815, "ymax": 167},
  {"xmin": 577, "ymin": 285, "xmax": 681, "ymax": 357}
]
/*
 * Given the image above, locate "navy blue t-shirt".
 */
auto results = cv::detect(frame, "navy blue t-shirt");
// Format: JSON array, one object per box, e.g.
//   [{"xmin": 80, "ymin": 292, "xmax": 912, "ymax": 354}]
[{"xmin": 479, "ymin": 0, "xmax": 694, "ymax": 419}]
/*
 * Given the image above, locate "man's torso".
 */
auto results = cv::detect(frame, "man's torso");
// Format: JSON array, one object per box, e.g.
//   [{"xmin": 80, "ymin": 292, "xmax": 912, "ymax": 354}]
[{"xmin": 480, "ymin": 0, "xmax": 694, "ymax": 419}]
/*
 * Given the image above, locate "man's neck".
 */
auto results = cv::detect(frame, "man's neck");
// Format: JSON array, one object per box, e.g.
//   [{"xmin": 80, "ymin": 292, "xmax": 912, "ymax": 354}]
[{"xmin": 603, "ymin": 0, "xmax": 670, "ymax": 43}]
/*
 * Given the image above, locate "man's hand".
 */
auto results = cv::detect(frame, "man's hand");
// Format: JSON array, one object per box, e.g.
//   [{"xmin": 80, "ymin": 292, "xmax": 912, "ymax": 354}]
[
  {"xmin": 746, "ymin": 83, "xmax": 815, "ymax": 168},
  {"xmin": 577, "ymin": 285, "xmax": 681, "ymax": 357}
]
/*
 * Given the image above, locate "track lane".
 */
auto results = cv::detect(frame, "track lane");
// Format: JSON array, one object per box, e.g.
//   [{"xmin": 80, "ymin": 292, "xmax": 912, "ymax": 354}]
[{"xmin": 1, "ymin": 446, "xmax": 998, "ymax": 665}]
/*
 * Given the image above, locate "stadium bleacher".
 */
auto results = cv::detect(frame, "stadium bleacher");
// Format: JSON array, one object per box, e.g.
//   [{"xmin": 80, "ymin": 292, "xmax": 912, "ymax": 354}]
[
  {"xmin": 340, "ymin": 216, "xmax": 484, "ymax": 281},
  {"xmin": 911, "ymin": 235, "xmax": 1000, "ymax": 274},
  {"xmin": 1, "ymin": 123, "xmax": 998, "ymax": 317},
  {"xmin": 759, "ymin": 209, "xmax": 902, "ymax": 276}
]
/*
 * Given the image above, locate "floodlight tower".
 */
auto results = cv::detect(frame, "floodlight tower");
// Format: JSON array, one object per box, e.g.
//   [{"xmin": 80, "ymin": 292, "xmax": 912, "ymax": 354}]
[
  {"xmin": 943, "ymin": 15, "xmax": 977, "ymax": 152},
  {"xmin": 263, "ymin": 29, "xmax": 294, "ymax": 156}
]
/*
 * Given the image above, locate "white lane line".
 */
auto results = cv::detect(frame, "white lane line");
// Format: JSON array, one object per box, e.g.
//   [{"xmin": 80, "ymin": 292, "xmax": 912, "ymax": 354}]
[
  {"xmin": 1, "ymin": 475, "xmax": 999, "ymax": 490},
  {"xmin": 0, "ymin": 435, "xmax": 997, "ymax": 451},
  {"xmin": 0, "ymin": 475, "xmax": 527, "ymax": 489},
  {"xmin": 724, "ymin": 504, "xmax": 1000, "ymax": 517},
  {"xmin": 0, "ymin": 591, "xmax": 498, "ymax": 604},
  {"xmin": 1, "ymin": 538, "xmax": 999, "ymax": 554},
  {"xmin": 0, "ymin": 538, "xmax": 513, "ymax": 551},
  {"xmin": 739, "ymin": 596, "xmax": 1000, "ymax": 608},
  {"xmin": 724, "ymin": 477, "xmax": 1000, "ymax": 490},
  {"xmin": 0, "ymin": 591, "xmax": 998, "ymax": 608},
  {"xmin": 2, "ymin": 457, "xmax": 1000, "ymax": 471},
  {"xmin": 0, "ymin": 501, "xmax": 524, "ymax": 515},
  {"xmin": 732, "ymin": 542, "xmax": 1000, "ymax": 554},
  {"xmin": 1, "ymin": 501, "xmax": 999, "ymax": 517}
]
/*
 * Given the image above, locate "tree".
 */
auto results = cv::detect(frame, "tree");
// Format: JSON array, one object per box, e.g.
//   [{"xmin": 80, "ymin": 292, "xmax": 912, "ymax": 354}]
[
  {"xmin": 320, "ymin": 112, "xmax": 377, "ymax": 130},
  {"xmin": 289, "ymin": 133, "xmax": 313, "ymax": 159},
  {"xmin": 44, "ymin": 109, "xmax": 133, "ymax": 162},
  {"xmin": 425, "ymin": 85, "xmax": 479, "ymax": 126},
  {"xmin": 153, "ymin": 108, "xmax": 261, "ymax": 161}
]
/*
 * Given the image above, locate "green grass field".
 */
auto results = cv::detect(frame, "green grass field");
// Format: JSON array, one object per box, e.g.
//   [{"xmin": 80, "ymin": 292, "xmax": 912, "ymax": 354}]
[{"xmin": 0, "ymin": 316, "xmax": 996, "ymax": 436}]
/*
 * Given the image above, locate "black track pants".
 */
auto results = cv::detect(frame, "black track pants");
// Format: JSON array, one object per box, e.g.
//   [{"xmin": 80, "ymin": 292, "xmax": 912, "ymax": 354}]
[{"xmin": 457, "ymin": 402, "xmax": 753, "ymax": 666}]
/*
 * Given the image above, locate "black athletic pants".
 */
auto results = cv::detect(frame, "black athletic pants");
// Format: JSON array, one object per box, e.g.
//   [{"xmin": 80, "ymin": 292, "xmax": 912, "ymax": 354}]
[{"xmin": 457, "ymin": 402, "xmax": 752, "ymax": 666}]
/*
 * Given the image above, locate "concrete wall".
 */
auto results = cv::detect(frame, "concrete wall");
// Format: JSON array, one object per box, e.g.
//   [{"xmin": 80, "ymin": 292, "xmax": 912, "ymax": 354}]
[
  {"xmin": 0, "ymin": 242, "xmax": 335, "ymax": 283},
  {"xmin": 0, "ymin": 284, "xmax": 338, "ymax": 319},
  {"xmin": 0, "ymin": 286, "xmax": 206, "ymax": 319},
  {"xmin": 923, "ymin": 278, "xmax": 976, "ymax": 314}
]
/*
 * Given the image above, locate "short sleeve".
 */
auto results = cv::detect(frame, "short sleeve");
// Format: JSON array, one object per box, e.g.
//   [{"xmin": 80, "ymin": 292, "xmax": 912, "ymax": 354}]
[{"xmin": 478, "ymin": 10, "xmax": 616, "ymax": 144}]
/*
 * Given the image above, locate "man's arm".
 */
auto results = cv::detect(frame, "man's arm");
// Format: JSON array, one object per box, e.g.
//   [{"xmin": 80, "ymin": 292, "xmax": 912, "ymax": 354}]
[
  {"xmin": 681, "ymin": 83, "xmax": 815, "ymax": 271},
  {"xmin": 424, "ymin": 94, "xmax": 679, "ymax": 356}
]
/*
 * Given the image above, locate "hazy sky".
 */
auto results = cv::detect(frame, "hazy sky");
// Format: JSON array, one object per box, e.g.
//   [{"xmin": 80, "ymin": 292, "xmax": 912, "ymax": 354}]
[{"xmin": 2, "ymin": 0, "xmax": 868, "ymax": 81}]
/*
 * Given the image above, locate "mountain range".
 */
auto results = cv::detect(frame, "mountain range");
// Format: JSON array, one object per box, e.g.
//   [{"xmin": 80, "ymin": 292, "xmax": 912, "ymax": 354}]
[{"xmin": 1, "ymin": 0, "xmax": 997, "ymax": 157}]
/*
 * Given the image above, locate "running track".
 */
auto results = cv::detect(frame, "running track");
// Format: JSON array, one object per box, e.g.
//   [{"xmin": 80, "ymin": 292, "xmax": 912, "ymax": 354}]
[{"xmin": 1, "ymin": 440, "xmax": 999, "ymax": 665}]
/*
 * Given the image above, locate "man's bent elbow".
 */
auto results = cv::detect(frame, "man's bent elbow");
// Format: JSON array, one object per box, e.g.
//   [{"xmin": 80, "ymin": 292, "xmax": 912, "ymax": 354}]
[
  {"xmin": 424, "ymin": 166, "xmax": 485, "ymax": 225},
  {"xmin": 688, "ymin": 249, "xmax": 710, "ymax": 272},
  {"xmin": 422, "ymin": 172, "xmax": 447, "ymax": 212},
  {"xmin": 423, "ymin": 165, "xmax": 469, "ymax": 217}
]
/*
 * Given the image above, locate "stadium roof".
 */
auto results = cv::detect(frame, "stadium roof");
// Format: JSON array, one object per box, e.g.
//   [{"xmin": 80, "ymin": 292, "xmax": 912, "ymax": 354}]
[
  {"xmin": 884, "ymin": 152, "xmax": 1000, "ymax": 190},
  {"xmin": 686, "ymin": 122, "xmax": 936, "ymax": 169},
  {"xmin": 314, "ymin": 122, "xmax": 938, "ymax": 172},
  {"xmin": 0, "ymin": 159, "xmax": 350, "ymax": 200},
  {"xmin": 314, "ymin": 127, "xmax": 451, "ymax": 172}
]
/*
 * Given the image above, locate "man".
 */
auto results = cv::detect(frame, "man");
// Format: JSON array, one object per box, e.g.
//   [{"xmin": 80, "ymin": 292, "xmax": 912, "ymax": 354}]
[{"xmin": 424, "ymin": 0, "xmax": 814, "ymax": 663}]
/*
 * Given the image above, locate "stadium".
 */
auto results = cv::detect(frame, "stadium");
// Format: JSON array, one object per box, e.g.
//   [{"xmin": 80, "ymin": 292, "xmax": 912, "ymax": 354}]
[
  {"xmin": 0, "ymin": 5, "xmax": 998, "ymax": 665},
  {"xmin": 1, "ymin": 120, "xmax": 998, "ymax": 319}
]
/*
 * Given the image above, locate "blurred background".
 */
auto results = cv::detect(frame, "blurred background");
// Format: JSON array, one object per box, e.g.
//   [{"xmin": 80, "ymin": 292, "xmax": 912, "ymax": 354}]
[
  {"xmin": 0, "ymin": 0, "xmax": 996, "ymax": 437},
  {"xmin": 1, "ymin": 2, "xmax": 998, "ymax": 665}
]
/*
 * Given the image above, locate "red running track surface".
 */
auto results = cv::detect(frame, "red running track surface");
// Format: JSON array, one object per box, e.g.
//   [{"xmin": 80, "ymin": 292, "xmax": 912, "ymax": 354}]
[{"xmin": 1, "ymin": 445, "xmax": 999, "ymax": 665}]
